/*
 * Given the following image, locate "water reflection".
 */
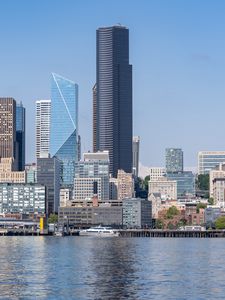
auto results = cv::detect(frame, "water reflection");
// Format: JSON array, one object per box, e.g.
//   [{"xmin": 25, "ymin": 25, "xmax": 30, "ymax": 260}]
[{"xmin": 0, "ymin": 237, "xmax": 225, "ymax": 299}]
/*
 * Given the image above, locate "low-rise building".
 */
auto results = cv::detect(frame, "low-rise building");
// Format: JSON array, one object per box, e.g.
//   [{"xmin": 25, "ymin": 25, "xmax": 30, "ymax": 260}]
[
  {"xmin": 0, "ymin": 183, "xmax": 46, "ymax": 214},
  {"xmin": 122, "ymin": 198, "xmax": 152, "ymax": 228},
  {"xmin": 205, "ymin": 207, "xmax": 222, "ymax": 228},
  {"xmin": 148, "ymin": 177, "xmax": 177, "ymax": 200},
  {"xmin": 166, "ymin": 171, "xmax": 195, "ymax": 198},
  {"xmin": 58, "ymin": 204, "xmax": 122, "ymax": 227}
]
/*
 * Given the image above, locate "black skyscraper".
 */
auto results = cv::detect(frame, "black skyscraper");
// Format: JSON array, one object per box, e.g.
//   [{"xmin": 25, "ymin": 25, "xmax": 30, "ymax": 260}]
[
  {"xmin": 16, "ymin": 102, "xmax": 26, "ymax": 171},
  {"xmin": 95, "ymin": 25, "xmax": 133, "ymax": 177}
]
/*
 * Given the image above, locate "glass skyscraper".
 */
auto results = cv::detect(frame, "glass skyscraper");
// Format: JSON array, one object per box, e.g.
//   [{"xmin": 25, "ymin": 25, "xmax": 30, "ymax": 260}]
[
  {"xmin": 50, "ymin": 73, "xmax": 78, "ymax": 186},
  {"xmin": 95, "ymin": 25, "xmax": 133, "ymax": 177}
]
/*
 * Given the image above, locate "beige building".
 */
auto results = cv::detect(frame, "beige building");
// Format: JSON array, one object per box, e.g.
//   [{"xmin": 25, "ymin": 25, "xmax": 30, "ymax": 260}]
[
  {"xmin": 60, "ymin": 188, "xmax": 71, "ymax": 207},
  {"xmin": 213, "ymin": 178, "xmax": 225, "ymax": 209},
  {"xmin": 0, "ymin": 158, "xmax": 25, "ymax": 183},
  {"xmin": 148, "ymin": 177, "xmax": 177, "ymax": 200},
  {"xmin": 117, "ymin": 169, "xmax": 134, "ymax": 200},
  {"xmin": 209, "ymin": 163, "xmax": 225, "ymax": 197},
  {"xmin": 149, "ymin": 167, "xmax": 166, "ymax": 181}
]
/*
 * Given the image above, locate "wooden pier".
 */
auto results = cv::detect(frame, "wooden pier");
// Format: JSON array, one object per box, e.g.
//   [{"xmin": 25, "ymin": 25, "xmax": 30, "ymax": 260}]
[{"xmin": 118, "ymin": 229, "xmax": 225, "ymax": 238}]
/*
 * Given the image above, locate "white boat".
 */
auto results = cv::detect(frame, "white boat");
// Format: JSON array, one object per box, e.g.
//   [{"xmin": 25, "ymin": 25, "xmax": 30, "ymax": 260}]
[{"xmin": 79, "ymin": 226, "xmax": 120, "ymax": 237}]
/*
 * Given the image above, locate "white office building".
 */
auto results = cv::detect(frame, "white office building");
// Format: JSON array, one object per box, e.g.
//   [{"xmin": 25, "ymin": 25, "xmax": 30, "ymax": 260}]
[
  {"xmin": 198, "ymin": 151, "xmax": 225, "ymax": 175},
  {"xmin": 209, "ymin": 163, "xmax": 225, "ymax": 197},
  {"xmin": 36, "ymin": 100, "xmax": 51, "ymax": 158}
]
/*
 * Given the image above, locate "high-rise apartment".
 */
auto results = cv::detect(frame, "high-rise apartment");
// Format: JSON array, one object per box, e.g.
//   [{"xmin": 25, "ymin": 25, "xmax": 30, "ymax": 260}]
[
  {"xmin": 165, "ymin": 148, "xmax": 183, "ymax": 173},
  {"xmin": 36, "ymin": 100, "xmax": 51, "ymax": 158},
  {"xmin": 132, "ymin": 136, "xmax": 140, "ymax": 177},
  {"xmin": 16, "ymin": 102, "xmax": 26, "ymax": 170},
  {"xmin": 50, "ymin": 73, "xmax": 79, "ymax": 186},
  {"xmin": 0, "ymin": 98, "xmax": 17, "ymax": 169},
  {"xmin": 95, "ymin": 25, "xmax": 133, "ymax": 177},
  {"xmin": 198, "ymin": 151, "xmax": 225, "ymax": 175}
]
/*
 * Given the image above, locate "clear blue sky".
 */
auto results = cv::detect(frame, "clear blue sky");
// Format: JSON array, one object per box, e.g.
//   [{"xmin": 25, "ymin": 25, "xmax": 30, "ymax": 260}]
[{"xmin": 1, "ymin": 0, "xmax": 225, "ymax": 167}]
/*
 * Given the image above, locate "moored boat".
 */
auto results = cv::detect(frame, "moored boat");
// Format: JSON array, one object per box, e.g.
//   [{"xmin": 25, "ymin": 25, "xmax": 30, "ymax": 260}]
[{"xmin": 79, "ymin": 225, "xmax": 119, "ymax": 237}]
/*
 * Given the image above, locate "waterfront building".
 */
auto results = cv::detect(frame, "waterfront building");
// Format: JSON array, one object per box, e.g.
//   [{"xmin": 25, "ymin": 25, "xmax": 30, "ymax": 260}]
[
  {"xmin": 35, "ymin": 100, "xmax": 51, "ymax": 159},
  {"xmin": 209, "ymin": 163, "xmax": 225, "ymax": 197},
  {"xmin": 117, "ymin": 169, "xmax": 134, "ymax": 200},
  {"xmin": 149, "ymin": 167, "xmax": 166, "ymax": 181},
  {"xmin": 198, "ymin": 151, "xmax": 225, "ymax": 175},
  {"xmin": 0, "ymin": 158, "xmax": 25, "ymax": 183},
  {"xmin": 16, "ymin": 102, "xmax": 25, "ymax": 171},
  {"xmin": 58, "ymin": 205, "xmax": 122, "ymax": 227},
  {"xmin": 166, "ymin": 171, "xmax": 195, "ymax": 198},
  {"xmin": 95, "ymin": 25, "xmax": 133, "ymax": 177},
  {"xmin": 148, "ymin": 177, "xmax": 177, "ymax": 200},
  {"xmin": 0, "ymin": 98, "xmax": 17, "ymax": 169},
  {"xmin": 122, "ymin": 198, "xmax": 152, "ymax": 228},
  {"xmin": 132, "ymin": 136, "xmax": 140, "ymax": 177},
  {"xmin": 25, "ymin": 163, "xmax": 37, "ymax": 183},
  {"xmin": 37, "ymin": 157, "xmax": 60, "ymax": 215},
  {"xmin": 50, "ymin": 73, "xmax": 79, "ymax": 186},
  {"xmin": 0, "ymin": 183, "xmax": 45, "ymax": 214},
  {"xmin": 74, "ymin": 151, "xmax": 109, "ymax": 201},
  {"xmin": 165, "ymin": 148, "xmax": 183, "ymax": 173},
  {"xmin": 213, "ymin": 178, "xmax": 225, "ymax": 209}
]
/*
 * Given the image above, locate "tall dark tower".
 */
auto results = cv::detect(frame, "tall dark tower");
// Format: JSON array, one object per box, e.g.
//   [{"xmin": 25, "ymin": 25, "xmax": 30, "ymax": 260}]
[
  {"xmin": 95, "ymin": 25, "xmax": 133, "ymax": 177},
  {"xmin": 16, "ymin": 101, "xmax": 26, "ymax": 170}
]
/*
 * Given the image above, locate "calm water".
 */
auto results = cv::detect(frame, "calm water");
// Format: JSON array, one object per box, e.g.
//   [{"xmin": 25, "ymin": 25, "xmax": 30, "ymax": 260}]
[{"xmin": 0, "ymin": 237, "xmax": 225, "ymax": 299}]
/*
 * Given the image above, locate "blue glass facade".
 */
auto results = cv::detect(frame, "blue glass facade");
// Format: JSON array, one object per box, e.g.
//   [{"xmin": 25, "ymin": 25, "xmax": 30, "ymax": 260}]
[
  {"xmin": 16, "ymin": 102, "xmax": 25, "ymax": 171},
  {"xmin": 50, "ymin": 73, "xmax": 78, "ymax": 186},
  {"xmin": 166, "ymin": 171, "xmax": 195, "ymax": 198}
]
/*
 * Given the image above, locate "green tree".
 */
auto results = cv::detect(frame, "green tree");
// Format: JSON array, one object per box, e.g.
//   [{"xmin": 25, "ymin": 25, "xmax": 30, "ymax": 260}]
[
  {"xmin": 155, "ymin": 219, "xmax": 164, "ymax": 229},
  {"xmin": 48, "ymin": 213, "xmax": 58, "ymax": 224},
  {"xmin": 197, "ymin": 174, "xmax": 209, "ymax": 191},
  {"xmin": 215, "ymin": 216, "xmax": 225, "ymax": 229},
  {"xmin": 166, "ymin": 206, "xmax": 179, "ymax": 219},
  {"xmin": 143, "ymin": 175, "xmax": 150, "ymax": 191},
  {"xmin": 196, "ymin": 203, "xmax": 207, "ymax": 213},
  {"xmin": 208, "ymin": 197, "xmax": 214, "ymax": 205}
]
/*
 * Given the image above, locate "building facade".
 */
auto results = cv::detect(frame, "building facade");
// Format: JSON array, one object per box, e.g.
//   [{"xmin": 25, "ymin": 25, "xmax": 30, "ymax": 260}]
[
  {"xmin": 0, "ymin": 158, "xmax": 26, "ymax": 183},
  {"xmin": 132, "ymin": 136, "xmax": 140, "ymax": 177},
  {"xmin": 198, "ymin": 151, "xmax": 225, "ymax": 175},
  {"xmin": 37, "ymin": 157, "xmax": 60, "ymax": 215},
  {"xmin": 117, "ymin": 169, "xmax": 134, "ymax": 200},
  {"xmin": 0, "ymin": 98, "xmax": 17, "ymax": 169},
  {"xmin": 148, "ymin": 177, "xmax": 177, "ymax": 200},
  {"xmin": 36, "ymin": 100, "xmax": 51, "ymax": 158},
  {"xmin": 50, "ymin": 73, "xmax": 79, "ymax": 186},
  {"xmin": 165, "ymin": 148, "xmax": 183, "ymax": 173},
  {"xmin": 213, "ymin": 178, "xmax": 225, "ymax": 209},
  {"xmin": 149, "ymin": 167, "xmax": 166, "ymax": 181},
  {"xmin": 209, "ymin": 163, "xmax": 225, "ymax": 197},
  {"xmin": 0, "ymin": 183, "xmax": 45, "ymax": 214},
  {"xmin": 74, "ymin": 151, "xmax": 109, "ymax": 201},
  {"xmin": 16, "ymin": 102, "xmax": 26, "ymax": 171},
  {"xmin": 122, "ymin": 198, "xmax": 152, "ymax": 228},
  {"xmin": 95, "ymin": 25, "xmax": 133, "ymax": 177},
  {"xmin": 166, "ymin": 171, "xmax": 195, "ymax": 198}
]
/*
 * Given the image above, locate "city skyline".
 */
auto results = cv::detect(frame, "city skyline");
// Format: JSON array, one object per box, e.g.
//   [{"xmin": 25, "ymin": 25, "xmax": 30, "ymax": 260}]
[{"xmin": 1, "ymin": 1, "xmax": 225, "ymax": 167}]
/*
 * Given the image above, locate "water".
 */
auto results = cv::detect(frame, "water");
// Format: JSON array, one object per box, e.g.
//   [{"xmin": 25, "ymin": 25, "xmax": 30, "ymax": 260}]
[{"xmin": 0, "ymin": 237, "xmax": 225, "ymax": 299}]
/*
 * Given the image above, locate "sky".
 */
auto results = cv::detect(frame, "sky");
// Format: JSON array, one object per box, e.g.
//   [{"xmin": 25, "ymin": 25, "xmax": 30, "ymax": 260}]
[{"xmin": 1, "ymin": 0, "xmax": 225, "ymax": 168}]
